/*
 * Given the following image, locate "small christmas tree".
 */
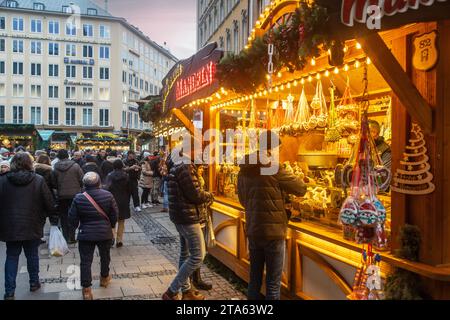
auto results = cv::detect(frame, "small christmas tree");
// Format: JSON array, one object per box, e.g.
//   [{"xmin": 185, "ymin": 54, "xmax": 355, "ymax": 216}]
[{"xmin": 391, "ymin": 123, "xmax": 435, "ymax": 195}]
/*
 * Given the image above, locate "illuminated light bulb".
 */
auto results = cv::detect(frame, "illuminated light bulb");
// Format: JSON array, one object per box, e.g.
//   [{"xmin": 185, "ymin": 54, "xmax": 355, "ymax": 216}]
[
  {"xmin": 367, "ymin": 57, "xmax": 372, "ymax": 64},
  {"xmin": 254, "ymin": 93, "xmax": 258, "ymax": 98},
  {"xmin": 316, "ymin": 73, "xmax": 321, "ymax": 80},
  {"xmin": 355, "ymin": 60, "xmax": 361, "ymax": 68},
  {"xmin": 301, "ymin": 78, "xmax": 305, "ymax": 85},
  {"xmin": 245, "ymin": 45, "xmax": 249, "ymax": 50},
  {"xmin": 256, "ymin": 20, "xmax": 261, "ymax": 26},
  {"xmin": 343, "ymin": 46, "xmax": 348, "ymax": 53},
  {"xmin": 308, "ymin": 75, "xmax": 313, "ymax": 82},
  {"xmin": 344, "ymin": 64, "xmax": 349, "ymax": 72},
  {"xmin": 293, "ymin": 80, "xmax": 298, "ymax": 87},
  {"xmin": 287, "ymin": 83, "xmax": 291, "ymax": 89},
  {"xmin": 260, "ymin": 13, "xmax": 264, "ymax": 19},
  {"xmin": 259, "ymin": 92, "xmax": 263, "ymax": 97},
  {"xmin": 268, "ymin": 88, "xmax": 273, "ymax": 93},
  {"xmin": 277, "ymin": 72, "xmax": 282, "ymax": 78},
  {"xmin": 325, "ymin": 70, "xmax": 330, "ymax": 77},
  {"xmin": 311, "ymin": 58, "xmax": 316, "ymax": 66},
  {"xmin": 328, "ymin": 49, "xmax": 331, "ymax": 56},
  {"xmin": 266, "ymin": 74, "xmax": 272, "ymax": 80},
  {"xmin": 224, "ymin": 110, "xmax": 228, "ymax": 114},
  {"xmin": 248, "ymin": 36, "xmax": 252, "ymax": 41},
  {"xmin": 275, "ymin": 86, "xmax": 279, "ymax": 92},
  {"xmin": 280, "ymin": 84, "xmax": 285, "ymax": 90},
  {"xmin": 356, "ymin": 42, "xmax": 362, "ymax": 49},
  {"xmin": 334, "ymin": 67, "xmax": 339, "ymax": 74}
]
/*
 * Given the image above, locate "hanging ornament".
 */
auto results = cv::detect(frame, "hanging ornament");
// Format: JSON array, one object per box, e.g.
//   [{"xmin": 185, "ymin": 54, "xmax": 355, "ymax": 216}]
[
  {"xmin": 294, "ymin": 87, "xmax": 310, "ymax": 133},
  {"xmin": 309, "ymin": 80, "xmax": 328, "ymax": 128},
  {"xmin": 325, "ymin": 84, "xmax": 342, "ymax": 143},
  {"xmin": 391, "ymin": 123, "xmax": 435, "ymax": 195}
]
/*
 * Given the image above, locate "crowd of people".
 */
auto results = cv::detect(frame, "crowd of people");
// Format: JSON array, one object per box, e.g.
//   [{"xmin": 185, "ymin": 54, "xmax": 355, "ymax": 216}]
[{"xmin": 1, "ymin": 129, "xmax": 310, "ymax": 302}]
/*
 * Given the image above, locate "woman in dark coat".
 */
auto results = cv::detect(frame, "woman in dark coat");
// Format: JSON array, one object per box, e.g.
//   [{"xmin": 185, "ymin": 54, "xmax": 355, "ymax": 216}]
[
  {"xmin": 34, "ymin": 154, "xmax": 54, "ymax": 194},
  {"xmin": 105, "ymin": 160, "xmax": 131, "ymax": 248},
  {"xmin": 0, "ymin": 152, "xmax": 56, "ymax": 300}
]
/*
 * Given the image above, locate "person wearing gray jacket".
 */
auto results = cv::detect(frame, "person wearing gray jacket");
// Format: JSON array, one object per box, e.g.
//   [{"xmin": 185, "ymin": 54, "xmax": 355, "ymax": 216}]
[{"xmin": 52, "ymin": 150, "xmax": 83, "ymax": 243}]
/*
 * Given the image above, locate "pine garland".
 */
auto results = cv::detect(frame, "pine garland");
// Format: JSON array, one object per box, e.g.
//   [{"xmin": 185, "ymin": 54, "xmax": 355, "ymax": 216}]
[
  {"xmin": 139, "ymin": 98, "xmax": 162, "ymax": 123},
  {"xmin": 217, "ymin": 2, "xmax": 331, "ymax": 94}
]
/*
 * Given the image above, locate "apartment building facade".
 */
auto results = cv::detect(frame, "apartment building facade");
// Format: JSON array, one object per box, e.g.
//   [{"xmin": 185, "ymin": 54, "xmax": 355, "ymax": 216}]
[{"xmin": 0, "ymin": 0, "xmax": 177, "ymax": 142}]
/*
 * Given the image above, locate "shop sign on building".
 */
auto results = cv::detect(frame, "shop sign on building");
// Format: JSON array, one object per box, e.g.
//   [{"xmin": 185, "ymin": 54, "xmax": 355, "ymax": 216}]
[
  {"xmin": 64, "ymin": 58, "xmax": 95, "ymax": 65},
  {"xmin": 65, "ymin": 101, "xmax": 94, "ymax": 107},
  {"xmin": 413, "ymin": 31, "xmax": 439, "ymax": 71},
  {"xmin": 64, "ymin": 80, "xmax": 94, "ymax": 87}
]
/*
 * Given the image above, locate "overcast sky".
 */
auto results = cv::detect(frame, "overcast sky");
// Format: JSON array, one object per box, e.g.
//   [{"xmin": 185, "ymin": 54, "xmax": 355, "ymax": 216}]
[{"xmin": 93, "ymin": 0, "xmax": 197, "ymax": 60}]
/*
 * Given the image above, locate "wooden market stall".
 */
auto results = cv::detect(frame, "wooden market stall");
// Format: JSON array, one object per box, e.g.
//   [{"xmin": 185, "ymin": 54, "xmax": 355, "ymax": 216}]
[
  {"xmin": 76, "ymin": 133, "xmax": 131, "ymax": 152},
  {"xmin": 159, "ymin": 0, "xmax": 450, "ymax": 300}
]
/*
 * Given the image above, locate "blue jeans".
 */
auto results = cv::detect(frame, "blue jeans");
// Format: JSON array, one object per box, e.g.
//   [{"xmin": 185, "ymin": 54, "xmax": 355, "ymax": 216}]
[
  {"xmin": 163, "ymin": 181, "xmax": 168, "ymax": 209},
  {"xmin": 4, "ymin": 240, "xmax": 40, "ymax": 296},
  {"xmin": 248, "ymin": 238, "xmax": 285, "ymax": 300},
  {"xmin": 169, "ymin": 223, "xmax": 206, "ymax": 293}
]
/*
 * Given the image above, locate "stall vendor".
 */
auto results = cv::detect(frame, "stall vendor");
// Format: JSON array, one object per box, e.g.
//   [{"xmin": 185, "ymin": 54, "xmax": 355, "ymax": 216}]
[{"xmin": 369, "ymin": 120, "xmax": 392, "ymax": 171}]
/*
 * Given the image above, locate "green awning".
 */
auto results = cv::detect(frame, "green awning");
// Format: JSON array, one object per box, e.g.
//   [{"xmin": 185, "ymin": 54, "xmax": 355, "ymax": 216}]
[
  {"xmin": 37, "ymin": 130, "xmax": 55, "ymax": 141},
  {"xmin": 70, "ymin": 135, "xmax": 78, "ymax": 145}
]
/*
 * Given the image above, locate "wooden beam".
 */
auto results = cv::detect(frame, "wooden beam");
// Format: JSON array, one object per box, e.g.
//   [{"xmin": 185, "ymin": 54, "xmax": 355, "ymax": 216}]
[
  {"xmin": 358, "ymin": 33, "xmax": 433, "ymax": 133},
  {"xmin": 171, "ymin": 108, "xmax": 195, "ymax": 135}
]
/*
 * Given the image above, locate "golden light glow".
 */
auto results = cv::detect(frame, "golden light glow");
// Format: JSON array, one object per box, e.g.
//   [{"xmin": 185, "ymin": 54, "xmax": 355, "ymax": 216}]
[
  {"xmin": 356, "ymin": 42, "xmax": 362, "ymax": 49},
  {"xmin": 355, "ymin": 60, "xmax": 361, "ymax": 68},
  {"xmin": 293, "ymin": 80, "xmax": 298, "ymax": 87},
  {"xmin": 287, "ymin": 82, "xmax": 291, "ymax": 89},
  {"xmin": 344, "ymin": 64, "xmax": 349, "ymax": 72},
  {"xmin": 280, "ymin": 84, "xmax": 285, "ymax": 90},
  {"xmin": 316, "ymin": 73, "xmax": 321, "ymax": 80},
  {"xmin": 301, "ymin": 78, "xmax": 305, "ymax": 85},
  {"xmin": 277, "ymin": 72, "xmax": 282, "ymax": 78},
  {"xmin": 275, "ymin": 86, "xmax": 279, "ymax": 92},
  {"xmin": 367, "ymin": 57, "xmax": 372, "ymax": 64},
  {"xmin": 263, "ymin": 90, "xmax": 268, "ymax": 96},
  {"xmin": 325, "ymin": 70, "xmax": 330, "ymax": 77},
  {"xmin": 311, "ymin": 58, "xmax": 316, "ymax": 66},
  {"xmin": 334, "ymin": 67, "xmax": 339, "ymax": 74},
  {"xmin": 308, "ymin": 75, "xmax": 313, "ymax": 82}
]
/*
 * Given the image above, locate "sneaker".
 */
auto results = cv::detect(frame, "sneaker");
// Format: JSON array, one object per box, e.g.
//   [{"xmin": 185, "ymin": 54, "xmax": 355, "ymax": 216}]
[
  {"xmin": 147, "ymin": 203, "xmax": 154, "ymax": 208},
  {"xmin": 142, "ymin": 203, "xmax": 149, "ymax": 209},
  {"xmin": 30, "ymin": 282, "xmax": 41, "ymax": 292},
  {"xmin": 4, "ymin": 293, "xmax": 15, "ymax": 301},
  {"xmin": 162, "ymin": 289, "xmax": 181, "ymax": 300},
  {"xmin": 116, "ymin": 242, "xmax": 123, "ymax": 248},
  {"xmin": 182, "ymin": 289, "xmax": 205, "ymax": 300},
  {"xmin": 134, "ymin": 206, "xmax": 142, "ymax": 213},
  {"xmin": 100, "ymin": 275, "xmax": 112, "ymax": 288},
  {"xmin": 111, "ymin": 239, "xmax": 115, "ymax": 248}
]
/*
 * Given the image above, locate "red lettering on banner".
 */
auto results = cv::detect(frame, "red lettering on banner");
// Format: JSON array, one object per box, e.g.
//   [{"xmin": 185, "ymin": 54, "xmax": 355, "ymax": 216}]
[
  {"xmin": 341, "ymin": 0, "xmax": 447, "ymax": 26},
  {"xmin": 175, "ymin": 61, "xmax": 216, "ymax": 101}
]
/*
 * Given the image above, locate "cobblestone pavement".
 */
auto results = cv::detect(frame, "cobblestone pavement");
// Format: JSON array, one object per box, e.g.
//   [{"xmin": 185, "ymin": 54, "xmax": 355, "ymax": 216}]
[{"xmin": 0, "ymin": 204, "xmax": 245, "ymax": 300}]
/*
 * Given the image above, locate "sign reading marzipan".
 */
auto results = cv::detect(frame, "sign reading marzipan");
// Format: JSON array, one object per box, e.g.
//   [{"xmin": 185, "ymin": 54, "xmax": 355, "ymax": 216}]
[
  {"xmin": 341, "ymin": 0, "xmax": 448, "ymax": 26},
  {"xmin": 175, "ymin": 61, "xmax": 216, "ymax": 101}
]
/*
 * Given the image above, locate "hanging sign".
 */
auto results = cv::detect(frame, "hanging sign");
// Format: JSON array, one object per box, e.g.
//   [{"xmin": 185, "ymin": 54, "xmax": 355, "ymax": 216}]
[
  {"xmin": 413, "ymin": 31, "xmax": 439, "ymax": 71},
  {"xmin": 340, "ymin": 0, "xmax": 448, "ymax": 27},
  {"xmin": 161, "ymin": 42, "xmax": 223, "ymax": 113}
]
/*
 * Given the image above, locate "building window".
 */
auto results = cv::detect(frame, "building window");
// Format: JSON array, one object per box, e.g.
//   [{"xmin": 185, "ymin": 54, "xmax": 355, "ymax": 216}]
[
  {"xmin": 83, "ymin": 24, "xmax": 93, "ymax": 37},
  {"xmin": 65, "ymin": 44, "xmax": 76, "ymax": 57},
  {"xmin": 31, "ymin": 63, "xmax": 41, "ymax": 76},
  {"xmin": 99, "ymin": 88, "xmax": 110, "ymax": 100},
  {"xmin": 6, "ymin": 1, "xmax": 18, "ymax": 8},
  {"xmin": 12, "ymin": 62, "xmax": 23, "ymax": 75},
  {"xmin": 0, "ymin": 17, "xmax": 4, "ymax": 30},
  {"xmin": 65, "ymin": 86, "xmax": 76, "ymax": 99},
  {"xmin": 48, "ymin": 107, "xmax": 58, "ymax": 125},
  {"xmin": 66, "ymin": 65, "xmax": 76, "ymax": 78},
  {"xmin": 219, "ymin": 36, "xmax": 224, "ymax": 49},
  {"xmin": 220, "ymin": 0, "xmax": 225, "ymax": 21},
  {"xmin": 99, "ymin": 46, "xmax": 110, "ymax": 59},
  {"xmin": 122, "ymin": 71, "xmax": 127, "ymax": 84},
  {"xmin": 233, "ymin": 21, "xmax": 239, "ymax": 54},
  {"xmin": 48, "ymin": 21, "xmax": 59, "ymax": 34},
  {"xmin": 31, "ymin": 41, "xmax": 42, "ymax": 54},
  {"xmin": 13, "ymin": 106, "xmax": 23, "ymax": 124},
  {"xmin": 49, "ymin": 64, "xmax": 59, "ymax": 77},
  {"xmin": 0, "ymin": 61, "xmax": 4, "ymax": 74},
  {"xmin": 242, "ymin": 10, "xmax": 248, "ymax": 49},
  {"xmin": 87, "ymin": 8, "xmax": 97, "ymax": 15},
  {"xmin": 83, "ymin": 66, "xmax": 93, "ymax": 79},
  {"xmin": 12, "ymin": 39, "xmax": 23, "ymax": 53},
  {"xmin": 65, "ymin": 108, "xmax": 75, "ymax": 126},
  {"xmin": 31, "ymin": 19, "xmax": 42, "ymax": 33},
  {"xmin": 99, "ymin": 109, "xmax": 109, "ymax": 127},
  {"xmin": 48, "ymin": 43, "xmax": 59, "ymax": 56},
  {"xmin": 83, "ymin": 45, "xmax": 93, "ymax": 58},
  {"xmin": 62, "ymin": 5, "xmax": 72, "ymax": 14},
  {"xmin": 12, "ymin": 18, "xmax": 24, "ymax": 31},
  {"xmin": 140, "ymin": 79, "xmax": 144, "ymax": 90},
  {"xmin": 122, "ymin": 111, "xmax": 127, "ymax": 128},
  {"xmin": 0, "ymin": 39, "xmax": 4, "ymax": 52},
  {"xmin": 66, "ymin": 22, "xmax": 76, "ymax": 36},
  {"xmin": 0, "ymin": 105, "xmax": 4, "ymax": 124},
  {"xmin": 226, "ymin": 29, "xmax": 231, "ymax": 52},
  {"xmin": 82, "ymin": 87, "xmax": 93, "ymax": 100},
  {"xmin": 0, "ymin": 84, "xmax": 5, "ymax": 96},
  {"xmin": 145, "ymin": 81, "xmax": 149, "ymax": 92},
  {"xmin": 30, "ymin": 106, "xmax": 41, "ymax": 125},
  {"xmin": 33, "ymin": 3, "xmax": 45, "ymax": 10},
  {"xmin": 49, "ymin": 85, "xmax": 59, "ymax": 98},
  {"xmin": 30, "ymin": 84, "xmax": 41, "ymax": 98},
  {"xmin": 12, "ymin": 84, "xmax": 23, "ymax": 97},
  {"xmin": 134, "ymin": 113, "xmax": 138, "ymax": 129},
  {"xmin": 99, "ymin": 67, "xmax": 109, "ymax": 80},
  {"xmin": 100, "ymin": 25, "xmax": 110, "ymax": 39},
  {"xmin": 82, "ymin": 108, "xmax": 92, "ymax": 126}
]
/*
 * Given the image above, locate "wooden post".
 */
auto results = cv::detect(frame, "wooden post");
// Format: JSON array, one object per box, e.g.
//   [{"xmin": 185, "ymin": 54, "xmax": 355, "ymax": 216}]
[
  {"xmin": 171, "ymin": 108, "xmax": 195, "ymax": 135},
  {"xmin": 358, "ymin": 33, "xmax": 433, "ymax": 134}
]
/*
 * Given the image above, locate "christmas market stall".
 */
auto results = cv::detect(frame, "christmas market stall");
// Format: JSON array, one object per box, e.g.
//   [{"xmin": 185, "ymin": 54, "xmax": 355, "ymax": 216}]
[
  {"xmin": 0, "ymin": 124, "xmax": 38, "ymax": 152},
  {"xmin": 196, "ymin": 0, "xmax": 450, "ymax": 300},
  {"xmin": 75, "ymin": 133, "xmax": 131, "ymax": 152}
]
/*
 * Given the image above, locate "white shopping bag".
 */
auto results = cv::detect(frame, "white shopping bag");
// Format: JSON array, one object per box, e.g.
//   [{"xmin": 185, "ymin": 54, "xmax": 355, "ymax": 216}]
[{"xmin": 48, "ymin": 226, "xmax": 70, "ymax": 257}]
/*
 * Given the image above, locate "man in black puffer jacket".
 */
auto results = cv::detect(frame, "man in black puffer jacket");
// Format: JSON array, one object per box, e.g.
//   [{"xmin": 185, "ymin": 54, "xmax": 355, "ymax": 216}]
[
  {"xmin": 69, "ymin": 172, "xmax": 118, "ymax": 300},
  {"xmin": 162, "ymin": 153, "xmax": 213, "ymax": 301},
  {"xmin": 238, "ymin": 131, "xmax": 307, "ymax": 300},
  {"xmin": 123, "ymin": 151, "xmax": 142, "ymax": 212},
  {"xmin": 52, "ymin": 150, "xmax": 84, "ymax": 243},
  {"xmin": 0, "ymin": 152, "xmax": 57, "ymax": 300}
]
